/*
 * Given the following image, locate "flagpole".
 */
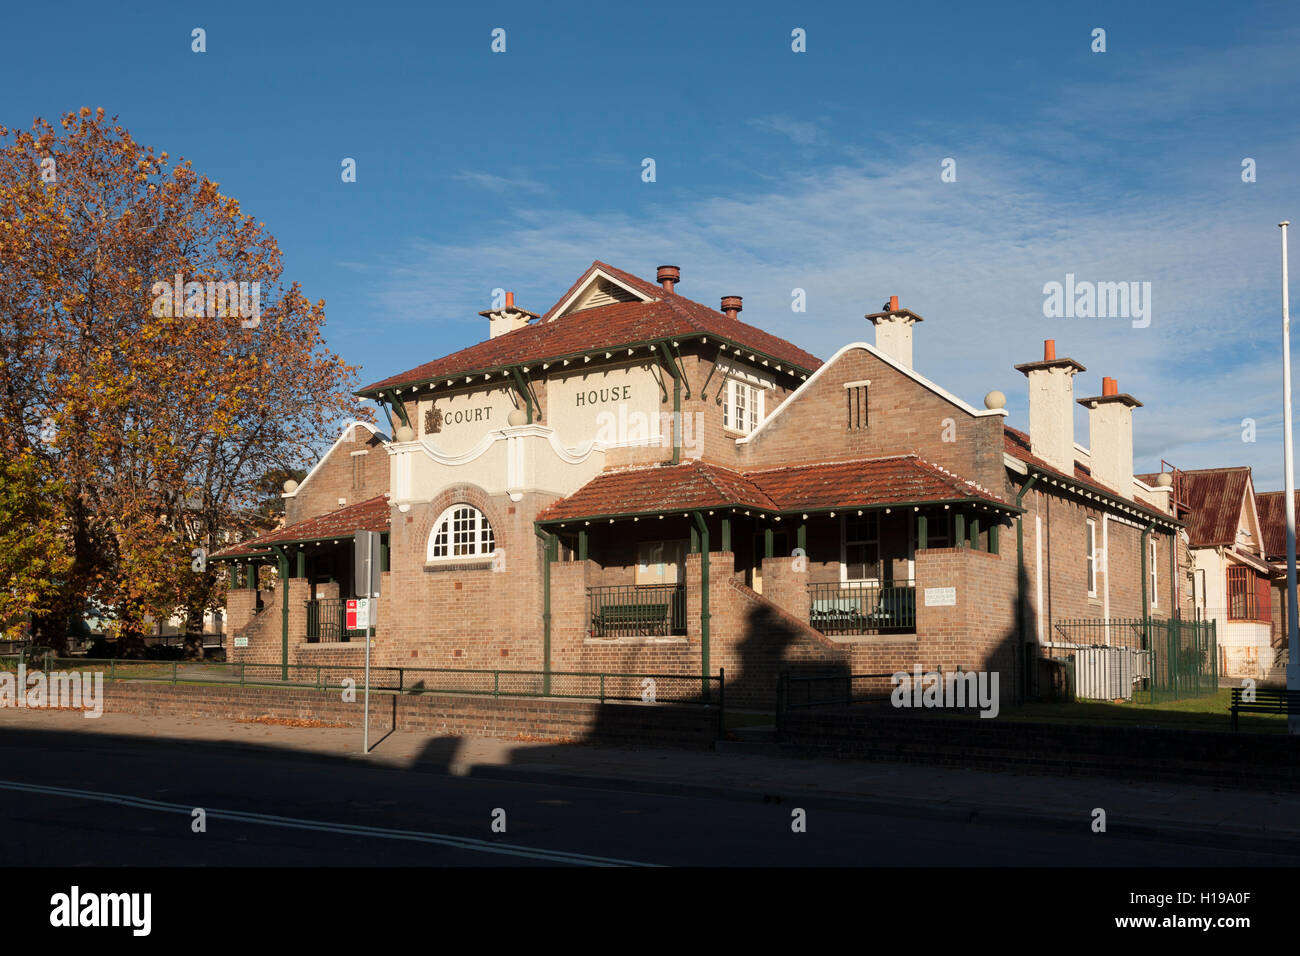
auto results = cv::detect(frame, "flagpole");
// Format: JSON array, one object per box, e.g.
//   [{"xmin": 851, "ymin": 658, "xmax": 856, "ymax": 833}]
[{"xmin": 1280, "ymin": 221, "xmax": 1298, "ymax": 734}]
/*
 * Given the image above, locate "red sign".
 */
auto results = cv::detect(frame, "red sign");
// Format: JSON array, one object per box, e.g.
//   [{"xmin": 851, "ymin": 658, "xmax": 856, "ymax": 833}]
[{"xmin": 346, "ymin": 599, "xmax": 358, "ymax": 630}]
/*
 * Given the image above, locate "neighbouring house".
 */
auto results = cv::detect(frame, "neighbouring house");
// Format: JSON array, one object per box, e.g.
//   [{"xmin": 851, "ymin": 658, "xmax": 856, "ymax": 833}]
[
  {"xmin": 211, "ymin": 260, "xmax": 1191, "ymax": 707},
  {"xmin": 1137, "ymin": 466, "xmax": 1277, "ymax": 680},
  {"xmin": 1251, "ymin": 488, "xmax": 1296, "ymax": 682}
]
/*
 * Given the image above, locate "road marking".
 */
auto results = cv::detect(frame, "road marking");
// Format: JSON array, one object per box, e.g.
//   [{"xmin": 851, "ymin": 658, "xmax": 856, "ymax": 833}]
[{"xmin": 0, "ymin": 779, "xmax": 658, "ymax": 866}]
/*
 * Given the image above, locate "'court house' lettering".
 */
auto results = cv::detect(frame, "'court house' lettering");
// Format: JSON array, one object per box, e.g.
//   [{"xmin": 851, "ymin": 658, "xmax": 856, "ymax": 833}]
[
  {"xmin": 575, "ymin": 386, "xmax": 632, "ymax": 407},
  {"xmin": 441, "ymin": 407, "xmax": 493, "ymax": 425}
]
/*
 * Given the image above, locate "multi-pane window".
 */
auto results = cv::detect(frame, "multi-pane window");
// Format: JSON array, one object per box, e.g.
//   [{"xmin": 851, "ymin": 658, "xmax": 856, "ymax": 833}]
[
  {"xmin": 724, "ymin": 379, "xmax": 762, "ymax": 434},
  {"xmin": 429, "ymin": 505, "xmax": 495, "ymax": 560},
  {"xmin": 1227, "ymin": 565, "xmax": 1271, "ymax": 622},
  {"xmin": 1085, "ymin": 519, "xmax": 1097, "ymax": 596},
  {"xmin": 843, "ymin": 513, "xmax": 881, "ymax": 582}
]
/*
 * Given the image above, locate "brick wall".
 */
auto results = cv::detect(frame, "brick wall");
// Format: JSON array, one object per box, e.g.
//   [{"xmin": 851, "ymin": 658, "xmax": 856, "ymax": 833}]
[
  {"xmin": 285, "ymin": 423, "xmax": 389, "ymax": 525},
  {"xmin": 97, "ymin": 680, "xmax": 718, "ymax": 747},
  {"xmin": 229, "ymin": 595, "xmax": 282, "ymax": 664},
  {"xmin": 734, "ymin": 346, "xmax": 1006, "ymax": 494},
  {"xmin": 1018, "ymin": 481, "xmax": 1182, "ymax": 643},
  {"xmin": 914, "ymin": 547, "xmax": 1017, "ymax": 701},
  {"xmin": 780, "ymin": 708, "xmax": 1300, "ymax": 789},
  {"xmin": 378, "ymin": 485, "xmax": 554, "ymax": 670}
]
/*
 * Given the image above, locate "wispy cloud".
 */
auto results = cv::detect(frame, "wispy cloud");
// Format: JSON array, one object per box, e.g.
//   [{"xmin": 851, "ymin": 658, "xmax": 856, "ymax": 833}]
[
  {"xmin": 745, "ymin": 114, "xmax": 829, "ymax": 146},
  {"xmin": 452, "ymin": 170, "xmax": 551, "ymax": 195},
  {"xmin": 358, "ymin": 31, "xmax": 1299, "ymax": 485}
]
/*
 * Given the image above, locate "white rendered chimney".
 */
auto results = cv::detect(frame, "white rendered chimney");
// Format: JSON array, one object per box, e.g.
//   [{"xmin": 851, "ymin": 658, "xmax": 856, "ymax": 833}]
[
  {"xmin": 1078, "ymin": 376, "xmax": 1142, "ymax": 497},
  {"xmin": 1014, "ymin": 340, "xmax": 1086, "ymax": 475},
  {"xmin": 479, "ymin": 291, "xmax": 538, "ymax": 339},
  {"xmin": 865, "ymin": 295, "xmax": 922, "ymax": 369}
]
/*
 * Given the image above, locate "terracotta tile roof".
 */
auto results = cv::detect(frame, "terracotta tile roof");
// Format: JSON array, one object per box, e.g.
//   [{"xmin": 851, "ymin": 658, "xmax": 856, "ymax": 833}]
[
  {"xmin": 536, "ymin": 455, "xmax": 1008, "ymax": 523},
  {"xmin": 1159, "ymin": 467, "xmax": 1250, "ymax": 548},
  {"xmin": 212, "ymin": 495, "xmax": 391, "ymax": 559},
  {"xmin": 1003, "ymin": 425, "xmax": 1176, "ymax": 524},
  {"xmin": 537, "ymin": 461, "xmax": 776, "ymax": 521},
  {"xmin": 1255, "ymin": 490, "xmax": 1300, "ymax": 560},
  {"xmin": 745, "ymin": 456, "xmax": 1006, "ymax": 511},
  {"xmin": 359, "ymin": 261, "xmax": 822, "ymax": 394}
]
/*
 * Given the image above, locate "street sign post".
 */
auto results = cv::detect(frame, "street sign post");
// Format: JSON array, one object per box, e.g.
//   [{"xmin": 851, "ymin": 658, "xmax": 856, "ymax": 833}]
[{"xmin": 354, "ymin": 530, "xmax": 381, "ymax": 752}]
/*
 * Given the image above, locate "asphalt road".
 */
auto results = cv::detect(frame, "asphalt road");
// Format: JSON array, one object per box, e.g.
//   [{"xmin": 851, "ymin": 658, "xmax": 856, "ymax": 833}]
[{"xmin": 0, "ymin": 728, "xmax": 1295, "ymax": 867}]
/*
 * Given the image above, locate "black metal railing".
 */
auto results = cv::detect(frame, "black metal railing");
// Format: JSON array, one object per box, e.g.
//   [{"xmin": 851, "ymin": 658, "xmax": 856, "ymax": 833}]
[
  {"xmin": 587, "ymin": 584, "xmax": 687, "ymax": 638},
  {"xmin": 305, "ymin": 599, "xmax": 368, "ymax": 644},
  {"xmin": 807, "ymin": 581, "xmax": 916, "ymax": 635}
]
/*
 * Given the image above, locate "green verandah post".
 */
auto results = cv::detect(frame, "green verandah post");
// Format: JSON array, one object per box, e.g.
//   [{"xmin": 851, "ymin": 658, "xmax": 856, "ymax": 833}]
[
  {"xmin": 693, "ymin": 511, "xmax": 711, "ymax": 701},
  {"xmin": 535, "ymin": 525, "xmax": 556, "ymax": 696},
  {"xmin": 272, "ymin": 546, "xmax": 290, "ymax": 681}
]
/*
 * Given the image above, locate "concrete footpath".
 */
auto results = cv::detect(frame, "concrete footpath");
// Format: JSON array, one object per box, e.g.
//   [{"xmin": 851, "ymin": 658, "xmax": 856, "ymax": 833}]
[{"xmin": 3, "ymin": 707, "xmax": 1298, "ymax": 855}]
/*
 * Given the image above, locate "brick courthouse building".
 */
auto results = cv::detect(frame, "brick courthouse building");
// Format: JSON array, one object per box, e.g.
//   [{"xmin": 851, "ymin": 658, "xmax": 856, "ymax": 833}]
[{"xmin": 213, "ymin": 261, "xmax": 1189, "ymax": 706}]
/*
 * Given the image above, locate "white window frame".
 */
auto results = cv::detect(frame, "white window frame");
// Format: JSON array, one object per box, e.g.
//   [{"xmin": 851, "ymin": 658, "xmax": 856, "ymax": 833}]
[
  {"xmin": 1086, "ymin": 519, "xmax": 1097, "ymax": 596},
  {"xmin": 840, "ymin": 512, "xmax": 881, "ymax": 585},
  {"xmin": 1149, "ymin": 537, "xmax": 1158, "ymax": 607},
  {"xmin": 724, "ymin": 378, "xmax": 765, "ymax": 435},
  {"xmin": 427, "ymin": 505, "xmax": 496, "ymax": 562}
]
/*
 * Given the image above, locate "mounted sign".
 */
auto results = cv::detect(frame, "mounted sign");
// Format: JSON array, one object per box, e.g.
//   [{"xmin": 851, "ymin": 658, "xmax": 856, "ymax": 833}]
[
  {"xmin": 354, "ymin": 530, "xmax": 382, "ymax": 598},
  {"xmin": 346, "ymin": 598, "xmax": 370, "ymax": 630},
  {"xmin": 924, "ymin": 587, "xmax": 957, "ymax": 607}
]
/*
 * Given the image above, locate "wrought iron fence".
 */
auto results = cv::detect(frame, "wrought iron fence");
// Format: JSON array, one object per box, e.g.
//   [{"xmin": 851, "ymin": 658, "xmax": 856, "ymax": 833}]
[
  {"xmin": 305, "ymin": 599, "xmax": 368, "ymax": 644},
  {"xmin": 1043, "ymin": 617, "xmax": 1217, "ymax": 703},
  {"xmin": 807, "ymin": 581, "xmax": 916, "ymax": 635},
  {"xmin": 587, "ymin": 584, "xmax": 686, "ymax": 638}
]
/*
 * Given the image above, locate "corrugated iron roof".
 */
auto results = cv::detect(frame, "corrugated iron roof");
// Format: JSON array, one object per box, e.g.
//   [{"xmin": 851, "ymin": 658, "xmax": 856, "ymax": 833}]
[
  {"xmin": 1167, "ymin": 467, "xmax": 1252, "ymax": 548},
  {"xmin": 1255, "ymin": 490, "xmax": 1300, "ymax": 560}
]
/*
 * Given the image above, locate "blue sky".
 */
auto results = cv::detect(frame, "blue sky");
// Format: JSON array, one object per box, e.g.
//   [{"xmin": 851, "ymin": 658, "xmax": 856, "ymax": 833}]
[{"xmin": 4, "ymin": 0, "xmax": 1298, "ymax": 484}]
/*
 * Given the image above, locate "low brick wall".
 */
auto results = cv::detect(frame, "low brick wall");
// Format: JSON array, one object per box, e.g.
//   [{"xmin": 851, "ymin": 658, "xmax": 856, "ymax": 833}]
[
  {"xmin": 780, "ymin": 708, "xmax": 1300, "ymax": 789},
  {"xmin": 99, "ymin": 680, "xmax": 719, "ymax": 748}
]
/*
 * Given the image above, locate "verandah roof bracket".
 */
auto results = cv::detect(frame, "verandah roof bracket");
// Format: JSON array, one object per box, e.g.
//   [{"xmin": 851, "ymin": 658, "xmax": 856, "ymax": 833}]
[
  {"xmin": 699, "ymin": 346, "xmax": 723, "ymax": 401},
  {"xmin": 509, "ymin": 366, "xmax": 540, "ymax": 424},
  {"xmin": 669, "ymin": 342, "xmax": 691, "ymax": 399},
  {"xmin": 378, "ymin": 391, "xmax": 410, "ymax": 432}
]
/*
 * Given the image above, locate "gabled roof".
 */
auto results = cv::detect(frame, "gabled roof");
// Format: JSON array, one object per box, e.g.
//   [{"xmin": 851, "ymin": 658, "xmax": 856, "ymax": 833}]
[
  {"xmin": 1255, "ymin": 490, "xmax": 1300, "ymax": 560},
  {"xmin": 1159, "ymin": 467, "xmax": 1252, "ymax": 548},
  {"xmin": 358, "ymin": 261, "xmax": 822, "ymax": 395},
  {"xmin": 283, "ymin": 421, "xmax": 388, "ymax": 500},
  {"xmin": 535, "ymin": 454, "xmax": 1012, "ymax": 524},
  {"xmin": 212, "ymin": 495, "xmax": 391, "ymax": 559}
]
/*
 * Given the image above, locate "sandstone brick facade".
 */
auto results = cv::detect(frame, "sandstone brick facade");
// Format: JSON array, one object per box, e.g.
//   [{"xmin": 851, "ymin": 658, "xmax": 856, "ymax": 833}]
[{"xmin": 217, "ymin": 262, "xmax": 1190, "ymax": 712}]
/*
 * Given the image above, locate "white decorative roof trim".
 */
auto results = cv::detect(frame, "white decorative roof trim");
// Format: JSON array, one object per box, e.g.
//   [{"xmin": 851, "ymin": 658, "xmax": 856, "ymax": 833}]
[
  {"xmin": 282, "ymin": 421, "xmax": 389, "ymax": 498},
  {"xmin": 737, "ymin": 342, "xmax": 1006, "ymax": 446},
  {"xmin": 550, "ymin": 268, "xmax": 656, "ymax": 321}
]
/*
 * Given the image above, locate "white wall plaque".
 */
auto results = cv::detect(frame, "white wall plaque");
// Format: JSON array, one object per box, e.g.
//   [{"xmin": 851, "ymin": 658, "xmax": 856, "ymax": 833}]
[{"xmin": 924, "ymin": 587, "xmax": 957, "ymax": 607}]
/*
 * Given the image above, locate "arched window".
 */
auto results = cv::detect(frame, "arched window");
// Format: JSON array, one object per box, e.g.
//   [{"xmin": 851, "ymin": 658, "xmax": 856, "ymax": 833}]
[{"xmin": 427, "ymin": 505, "xmax": 495, "ymax": 561}]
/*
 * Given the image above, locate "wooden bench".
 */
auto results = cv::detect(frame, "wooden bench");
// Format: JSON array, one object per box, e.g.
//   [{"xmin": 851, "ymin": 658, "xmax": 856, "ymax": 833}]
[
  {"xmin": 1230, "ymin": 686, "xmax": 1300, "ymax": 732},
  {"xmin": 591, "ymin": 602, "xmax": 670, "ymax": 637}
]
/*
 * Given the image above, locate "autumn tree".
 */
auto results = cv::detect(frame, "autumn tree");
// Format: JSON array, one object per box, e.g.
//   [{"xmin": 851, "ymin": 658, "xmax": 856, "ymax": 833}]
[
  {"xmin": 0, "ymin": 108, "xmax": 367, "ymax": 656},
  {"xmin": 0, "ymin": 450, "xmax": 73, "ymax": 638}
]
